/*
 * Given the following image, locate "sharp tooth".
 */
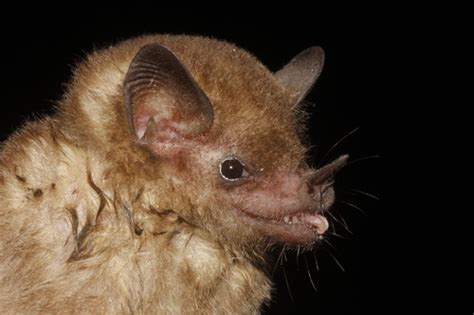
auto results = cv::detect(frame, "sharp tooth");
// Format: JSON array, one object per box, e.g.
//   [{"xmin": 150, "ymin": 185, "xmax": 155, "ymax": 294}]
[{"xmin": 283, "ymin": 216, "xmax": 290, "ymax": 224}]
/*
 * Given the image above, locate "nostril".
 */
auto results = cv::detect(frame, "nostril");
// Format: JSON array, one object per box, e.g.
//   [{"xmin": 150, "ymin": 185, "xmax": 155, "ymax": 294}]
[
  {"xmin": 308, "ymin": 181, "xmax": 334, "ymax": 202},
  {"xmin": 322, "ymin": 182, "xmax": 333, "ymax": 195},
  {"xmin": 308, "ymin": 184, "xmax": 323, "ymax": 201}
]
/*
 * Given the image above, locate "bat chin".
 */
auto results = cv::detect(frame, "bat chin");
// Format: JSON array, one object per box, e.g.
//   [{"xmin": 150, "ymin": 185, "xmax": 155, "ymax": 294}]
[{"xmin": 235, "ymin": 207, "xmax": 330, "ymax": 245}]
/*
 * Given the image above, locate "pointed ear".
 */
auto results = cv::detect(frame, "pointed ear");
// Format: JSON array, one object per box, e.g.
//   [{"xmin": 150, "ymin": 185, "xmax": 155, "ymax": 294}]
[
  {"xmin": 275, "ymin": 47, "xmax": 325, "ymax": 106},
  {"xmin": 124, "ymin": 44, "xmax": 214, "ymax": 156}
]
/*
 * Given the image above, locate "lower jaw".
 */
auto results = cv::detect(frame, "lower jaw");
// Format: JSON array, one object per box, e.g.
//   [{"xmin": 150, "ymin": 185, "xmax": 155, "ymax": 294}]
[{"xmin": 235, "ymin": 209, "xmax": 323, "ymax": 245}]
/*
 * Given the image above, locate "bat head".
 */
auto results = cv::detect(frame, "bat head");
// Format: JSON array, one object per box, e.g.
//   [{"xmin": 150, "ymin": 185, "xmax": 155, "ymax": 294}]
[{"xmin": 68, "ymin": 36, "xmax": 346, "ymax": 251}]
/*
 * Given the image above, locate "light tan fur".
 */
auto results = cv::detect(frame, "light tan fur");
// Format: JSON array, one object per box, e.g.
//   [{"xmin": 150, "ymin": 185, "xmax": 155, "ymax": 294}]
[{"xmin": 0, "ymin": 35, "xmax": 326, "ymax": 314}]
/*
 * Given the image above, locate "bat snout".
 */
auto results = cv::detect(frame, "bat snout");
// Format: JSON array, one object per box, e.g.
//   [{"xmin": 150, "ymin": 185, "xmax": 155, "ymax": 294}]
[{"xmin": 304, "ymin": 154, "xmax": 349, "ymax": 212}]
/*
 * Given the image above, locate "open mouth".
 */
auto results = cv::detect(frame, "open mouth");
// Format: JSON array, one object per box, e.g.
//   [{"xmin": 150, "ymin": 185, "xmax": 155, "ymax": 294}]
[
  {"xmin": 234, "ymin": 155, "xmax": 349, "ymax": 245},
  {"xmin": 237, "ymin": 207, "xmax": 329, "ymax": 245}
]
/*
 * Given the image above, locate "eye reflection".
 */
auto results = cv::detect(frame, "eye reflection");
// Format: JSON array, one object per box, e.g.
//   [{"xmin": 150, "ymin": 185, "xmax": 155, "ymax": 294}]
[{"xmin": 219, "ymin": 157, "xmax": 246, "ymax": 181}]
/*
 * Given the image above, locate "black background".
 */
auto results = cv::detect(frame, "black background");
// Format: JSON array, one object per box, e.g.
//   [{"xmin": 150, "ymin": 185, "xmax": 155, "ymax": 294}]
[{"xmin": 0, "ymin": 10, "xmax": 383, "ymax": 315}]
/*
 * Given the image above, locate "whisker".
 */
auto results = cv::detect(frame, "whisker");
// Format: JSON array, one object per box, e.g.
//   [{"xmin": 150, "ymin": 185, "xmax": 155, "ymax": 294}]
[
  {"xmin": 296, "ymin": 246, "xmax": 301, "ymax": 270},
  {"xmin": 282, "ymin": 247, "xmax": 289, "ymax": 263},
  {"xmin": 322, "ymin": 246, "xmax": 346, "ymax": 272},
  {"xmin": 345, "ymin": 155, "xmax": 381, "ymax": 167},
  {"xmin": 327, "ymin": 231, "xmax": 346, "ymax": 239},
  {"xmin": 329, "ymin": 220, "xmax": 337, "ymax": 234},
  {"xmin": 313, "ymin": 251, "xmax": 320, "ymax": 272},
  {"xmin": 338, "ymin": 200, "xmax": 367, "ymax": 216},
  {"xmin": 327, "ymin": 251, "xmax": 345, "ymax": 272},
  {"xmin": 327, "ymin": 211, "xmax": 352, "ymax": 234},
  {"xmin": 347, "ymin": 188, "xmax": 380, "ymax": 201},
  {"xmin": 272, "ymin": 247, "xmax": 286, "ymax": 276},
  {"xmin": 322, "ymin": 238, "xmax": 338, "ymax": 252},
  {"xmin": 318, "ymin": 126, "xmax": 360, "ymax": 166},
  {"xmin": 282, "ymin": 266, "xmax": 294, "ymax": 302},
  {"xmin": 304, "ymin": 255, "xmax": 318, "ymax": 293},
  {"xmin": 339, "ymin": 215, "xmax": 350, "ymax": 232}
]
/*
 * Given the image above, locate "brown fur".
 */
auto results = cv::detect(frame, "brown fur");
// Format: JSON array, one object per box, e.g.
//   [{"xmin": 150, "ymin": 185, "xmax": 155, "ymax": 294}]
[{"xmin": 0, "ymin": 35, "xmax": 335, "ymax": 314}]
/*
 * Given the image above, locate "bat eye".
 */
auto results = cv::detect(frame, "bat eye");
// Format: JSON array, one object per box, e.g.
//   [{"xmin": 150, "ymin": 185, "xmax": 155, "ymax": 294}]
[{"xmin": 219, "ymin": 157, "xmax": 247, "ymax": 181}]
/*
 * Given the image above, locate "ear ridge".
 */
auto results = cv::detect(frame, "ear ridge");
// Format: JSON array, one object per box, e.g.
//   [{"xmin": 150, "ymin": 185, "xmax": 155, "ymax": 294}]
[
  {"xmin": 123, "ymin": 43, "xmax": 214, "ymax": 153},
  {"xmin": 275, "ymin": 46, "xmax": 325, "ymax": 106},
  {"xmin": 141, "ymin": 117, "xmax": 159, "ymax": 143}
]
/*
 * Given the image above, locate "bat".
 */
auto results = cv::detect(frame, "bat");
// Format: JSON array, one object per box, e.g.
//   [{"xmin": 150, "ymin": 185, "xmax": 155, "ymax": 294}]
[{"xmin": 0, "ymin": 34, "xmax": 346, "ymax": 314}]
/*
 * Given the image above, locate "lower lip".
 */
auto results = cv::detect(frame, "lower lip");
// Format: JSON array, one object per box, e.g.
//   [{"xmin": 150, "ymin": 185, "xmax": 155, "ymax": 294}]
[{"xmin": 235, "ymin": 208, "xmax": 324, "ymax": 245}]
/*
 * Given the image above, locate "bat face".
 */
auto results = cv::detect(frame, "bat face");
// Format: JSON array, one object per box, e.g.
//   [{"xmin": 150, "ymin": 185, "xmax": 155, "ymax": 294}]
[{"xmin": 121, "ymin": 40, "xmax": 347, "ymax": 248}]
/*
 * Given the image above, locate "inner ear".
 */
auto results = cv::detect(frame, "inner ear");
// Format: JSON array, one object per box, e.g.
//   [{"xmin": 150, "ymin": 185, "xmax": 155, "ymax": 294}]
[
  {"xmin": 275, "ymin": 46, "xmax": 325, "ymax": 106},
  {"xmin": 123, "ymin": 43, "xmax": 214, "ymax": 155}
]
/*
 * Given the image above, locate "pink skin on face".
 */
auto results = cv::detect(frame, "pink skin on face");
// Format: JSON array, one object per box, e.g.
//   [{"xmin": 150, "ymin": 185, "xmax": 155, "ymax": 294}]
[
  {"xmin": 229, "ymin": 155, "xmax": 348, "ymax": 245},
  {"xmin": 230, "ymin": 172, "xmax": 330, "ymax": 244}
]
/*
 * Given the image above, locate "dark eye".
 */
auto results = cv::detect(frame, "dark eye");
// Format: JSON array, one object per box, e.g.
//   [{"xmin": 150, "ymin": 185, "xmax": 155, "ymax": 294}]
[{"xmin": 219, "ymin": 157, "xmax": 247, "ymax": 181}]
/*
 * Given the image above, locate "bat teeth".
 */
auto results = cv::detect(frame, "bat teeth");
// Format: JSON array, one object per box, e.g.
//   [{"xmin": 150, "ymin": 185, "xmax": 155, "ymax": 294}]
[
  {"xmin": 292, "ymin": 215, "xmax": 301, "ymax": 224},
  {"xmin": 283, "ymin": 215, "xmax": 291, "ymax": 224}
]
